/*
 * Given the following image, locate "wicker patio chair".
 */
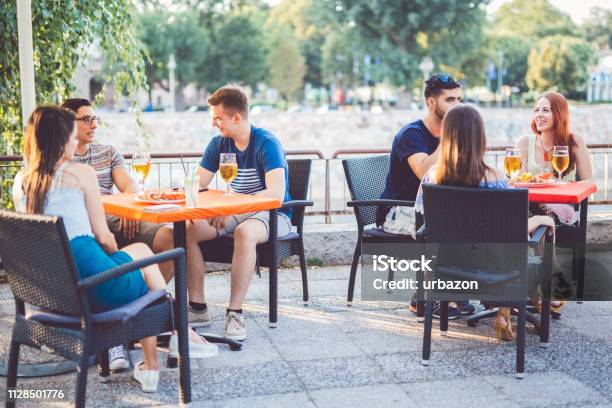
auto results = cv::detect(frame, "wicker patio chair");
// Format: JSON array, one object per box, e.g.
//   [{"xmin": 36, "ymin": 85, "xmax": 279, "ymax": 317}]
[
  {"xmin": 342, "ymin": 155, "xmax": 415, "ymax": 305},
  {"xmin": 419, "ymin": 185, "xmax": 553, "ymax": 378},
  {"xmin": 0, "ymin": 210, "xmax": 192, "ymax": 407},
  {"xmin": 199, "ymin": 159, "xmax": 313, "ymax": 327}
]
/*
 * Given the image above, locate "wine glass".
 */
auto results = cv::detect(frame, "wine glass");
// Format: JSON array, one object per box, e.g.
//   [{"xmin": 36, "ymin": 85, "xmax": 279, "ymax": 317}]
[
  {"xmin": 132, "ymin": 150, "xmax": 151, "ymax": 198},
  {"xmin": 503, "ymin": 148, "xmax": 522, "ymax": 181},
  {"xmin": 219, "ymin": 153, "xmax": 237, "ymax": 196},
  {"xmin": 552, "ymin": 146, "xmax": 569, "ymax": 183}
]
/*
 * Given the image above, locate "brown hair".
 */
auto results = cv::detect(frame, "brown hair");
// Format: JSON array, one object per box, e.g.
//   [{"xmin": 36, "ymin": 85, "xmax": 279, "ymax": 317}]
[
  {"xmin": 530, "ymin": 91, "xmax": 577, "ymax": 176},
  {"xmin": 207, "ymin": 84, "xmax": 249, "ymax": 117},
  {"xmin": 22, "ymin": 106, "xmax": 76, "ymax": 214},
  {"xmin": 436, "ymin": 104, "xmax": 491, "ymax": 187}
]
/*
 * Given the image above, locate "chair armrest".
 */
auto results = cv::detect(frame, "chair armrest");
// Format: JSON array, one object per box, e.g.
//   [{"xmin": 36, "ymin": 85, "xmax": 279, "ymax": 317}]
[
  {"xmin": 281, "ymin": 200, "xmax": 314, "ymax": 209},
  {"xmin": 347, "ymin": 199, "xmax": 415, "ymax": 208},
  {"xmin": 78, "ymin": 248, "xmax": 185, "ymax": 289},
  {"xmin": 415, "ymin": 224, "xmax": 427, "ymax": 242},
  {"xmin": 528, "ymin": 225, "xmax": 551, "ymax": 248}
]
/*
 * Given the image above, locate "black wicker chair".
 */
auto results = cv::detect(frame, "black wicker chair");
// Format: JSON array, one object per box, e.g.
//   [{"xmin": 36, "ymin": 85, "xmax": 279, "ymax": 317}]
[
  {"xmin": 0, "ymin": 211, "xmax": 192, "ymax": 406},
  {"xmin": 419, "ymin": 185, "xmax": 553, "ymax": 378},
  {"xmin": 342, "ymin": 155, "xmax": 415, "ymax": 305},
  {"xmin": 199, "ymin": 159, "xmax": 313, "ymax": 327}
]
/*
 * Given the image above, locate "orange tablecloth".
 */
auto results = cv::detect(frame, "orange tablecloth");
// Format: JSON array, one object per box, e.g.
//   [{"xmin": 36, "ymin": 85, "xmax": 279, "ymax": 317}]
[
  {"xmin": 526, "ymin": 181, "xmax": 597, "ymax": 204},
  {"xmin": 102, "ymin": 189, "xmax": 281, "ymax": 223}
]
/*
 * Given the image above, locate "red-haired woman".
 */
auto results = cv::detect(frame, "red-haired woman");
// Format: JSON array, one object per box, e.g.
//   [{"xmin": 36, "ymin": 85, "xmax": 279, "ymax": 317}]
[
  {"xmin": 516, "ymin": 91, "xmax": 593, "ymax": 314},
  {"xmin": 516, "ymin": 91, "xmax": 593, "ymax": 225}
]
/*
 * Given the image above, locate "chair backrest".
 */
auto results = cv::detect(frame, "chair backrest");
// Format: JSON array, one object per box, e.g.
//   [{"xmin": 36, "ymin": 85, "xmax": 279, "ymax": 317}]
[
  {"xmin": 422, "ymin": 185, "xmax": 530, "ymax": 300},
  {"xmin": 0, "ymin": 210, "xmax": 85, "ymax": 315},
  {"xmin": 287, "ymin": 159, "xmax": 312, "ymax": 227},
  {"xmin": 422, "ymin": 184, "xmax": 528, "ymax": 243},
  {"xmin": 342, "ymin": 155, "xmax": 390, "ymax": 227}
]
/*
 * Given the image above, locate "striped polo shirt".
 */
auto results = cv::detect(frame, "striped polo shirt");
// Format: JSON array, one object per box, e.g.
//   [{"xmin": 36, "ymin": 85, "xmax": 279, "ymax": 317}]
[{"xmin": 72, "ymin": 144, "xmax": 126, "ymax": 195}]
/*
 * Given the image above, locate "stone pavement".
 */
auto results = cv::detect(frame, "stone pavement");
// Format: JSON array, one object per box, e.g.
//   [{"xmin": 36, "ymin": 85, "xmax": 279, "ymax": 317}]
[{"xmin": 1, "ymin": 265, "xmax": 611, "ymax": 407}]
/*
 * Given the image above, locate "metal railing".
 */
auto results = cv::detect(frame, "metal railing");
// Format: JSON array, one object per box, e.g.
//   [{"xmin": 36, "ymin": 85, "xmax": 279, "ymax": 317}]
[{"xmin": 2, "ymin": 145, "xmax": 611, "ymax": 222}]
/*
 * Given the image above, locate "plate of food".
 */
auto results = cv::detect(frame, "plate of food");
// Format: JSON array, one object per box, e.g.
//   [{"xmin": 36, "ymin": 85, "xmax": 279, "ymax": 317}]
[
  {"xmin": 135, "ymin": 190, "xmax": 186, "ymax": 204},
  {"xmin": 512, "ymin": 172, "xmax": 557, "ymax": 188}
]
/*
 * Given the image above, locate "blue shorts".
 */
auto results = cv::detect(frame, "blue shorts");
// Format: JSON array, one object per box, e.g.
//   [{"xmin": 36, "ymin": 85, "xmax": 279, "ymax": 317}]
[{"xmin": 70, "ymin": 236, "xmax": 148, "ymax": 313}]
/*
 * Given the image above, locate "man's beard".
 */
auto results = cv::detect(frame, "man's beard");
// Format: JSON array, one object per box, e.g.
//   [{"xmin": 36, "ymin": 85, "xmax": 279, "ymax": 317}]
[{"xmin": 435, "ymin": 106, "xmax": 445, "ymax": 121}]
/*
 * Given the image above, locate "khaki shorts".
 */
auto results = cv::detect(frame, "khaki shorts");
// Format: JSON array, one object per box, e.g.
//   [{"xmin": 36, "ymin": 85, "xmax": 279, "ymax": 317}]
[
  {"xmin": 217, "ymin": 211, "xmax": 292, "ymax": 241},
  {"xmin": 106, "ymin": 214, "xmax": 165, "ymax": 248}
]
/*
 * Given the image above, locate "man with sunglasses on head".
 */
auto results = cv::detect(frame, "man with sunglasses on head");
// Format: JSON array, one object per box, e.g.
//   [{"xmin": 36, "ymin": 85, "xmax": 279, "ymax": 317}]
[
  {"xmin": 61, "ymin": 98, "xmax": 177, "ymax": 373},
  {"xmin": 375, "ymin": 74, "xmax": 472, "ymax": 319}
]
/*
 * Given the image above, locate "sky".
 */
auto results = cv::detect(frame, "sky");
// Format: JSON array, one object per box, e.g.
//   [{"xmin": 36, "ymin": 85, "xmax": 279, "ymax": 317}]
[{"xmin": 487, "ymin": 0, "xmax": 612, "ymax": 23}]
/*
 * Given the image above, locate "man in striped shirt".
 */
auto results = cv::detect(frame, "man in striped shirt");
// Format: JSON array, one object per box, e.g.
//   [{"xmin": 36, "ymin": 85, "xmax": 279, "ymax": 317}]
[
  {"xmin": 62, "ymin": 98, "xmax": 177, "ymax": 370},
  {"xmin": 192, "ymin": 85, "xmax": 292, "ymax": 341}
]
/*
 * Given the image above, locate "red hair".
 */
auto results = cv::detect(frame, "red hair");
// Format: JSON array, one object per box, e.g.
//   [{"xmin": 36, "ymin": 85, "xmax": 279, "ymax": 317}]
[{"xmin": 530, "ymin": 91, "xmax": 577, "ymax": 176}]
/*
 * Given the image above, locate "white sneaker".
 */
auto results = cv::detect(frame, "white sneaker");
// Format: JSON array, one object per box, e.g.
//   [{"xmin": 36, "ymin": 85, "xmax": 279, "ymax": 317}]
[
  {"xmin": 108, "ymin": 345, "xmax": 130, "ymax": 372},
  {"xmin": 224, "ymin": 311, "xmax": 247, "ymax": 341},
  {"xmin": 188, "ymin": 305, "xmax": 212, "ymax": 327},
  {"xmin": 169, "ymin": 334, "xmax": 219, "ymax": 359},
  {"xmin": 132, "ymin": 362, "xmax": 159, "ymax": 393}
]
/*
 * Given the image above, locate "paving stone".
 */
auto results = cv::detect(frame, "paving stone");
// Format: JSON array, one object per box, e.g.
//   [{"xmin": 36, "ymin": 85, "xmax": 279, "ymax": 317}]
[
  {"xmin": 310, "ymin": 384, "xmax": 414, "ymax": 408},
  {"xmin": 290, "ymin": 355, "xmax": 391, "ymax": 391},
  {"xmin": 482, "ymin": 371, "xmax": 608, "ymax": 407},
  {"xmin": 372, "ymin": 352, "xmax": 472, "ymax": 384},
  {"xmin": 189, "ymin": 392, "xmax": 316, "ymax": 408}
]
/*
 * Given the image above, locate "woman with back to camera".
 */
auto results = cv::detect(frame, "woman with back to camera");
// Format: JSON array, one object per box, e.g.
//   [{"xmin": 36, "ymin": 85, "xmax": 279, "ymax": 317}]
[
  {"xmin": 414, "ymin": 104, "xmax": 555, "ymax": 342},
  {"xmin": 12, "ymin": 106, "xmax": 217, "ymax": 393}
]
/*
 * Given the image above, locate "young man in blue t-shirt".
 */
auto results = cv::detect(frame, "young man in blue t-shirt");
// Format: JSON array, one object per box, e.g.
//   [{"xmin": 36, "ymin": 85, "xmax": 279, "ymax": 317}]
[
  {"xmin": 191, "ymin": 85, "xmax": 292, "ymax": 340},
  {"xmin": 377, "ymin": 74, "xmax": 471, "ymax": 319}
]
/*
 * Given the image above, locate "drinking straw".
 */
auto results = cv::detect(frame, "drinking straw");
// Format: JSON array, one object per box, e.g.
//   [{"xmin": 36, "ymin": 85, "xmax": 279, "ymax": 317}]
[{"xmin": 179, "ymin": 153, "xmax": 188, "ymax": 176}]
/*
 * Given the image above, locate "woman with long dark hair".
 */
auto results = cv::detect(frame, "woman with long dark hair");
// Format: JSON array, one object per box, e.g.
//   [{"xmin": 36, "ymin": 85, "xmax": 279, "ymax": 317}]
[
  {"xmin": 414, "ymin": 104, "xmax": 554, "ymax": 342},
  {"xmin": 12, "ymin": 106, "xmax": 217, "ymax": 393}
]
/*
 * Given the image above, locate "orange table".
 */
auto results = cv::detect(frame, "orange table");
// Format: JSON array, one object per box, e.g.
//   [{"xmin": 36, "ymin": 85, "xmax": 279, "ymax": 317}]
[
  {"xmin": 526, "ymin": 180, "xmax": 597, "ymax": 301},
  {"xmin": 102, "ymin": 189, "xmax": 281, "ymax": 349},
  {"xmin": 102, "ymin": 189, "xmax": 282, "ymax": 223}
]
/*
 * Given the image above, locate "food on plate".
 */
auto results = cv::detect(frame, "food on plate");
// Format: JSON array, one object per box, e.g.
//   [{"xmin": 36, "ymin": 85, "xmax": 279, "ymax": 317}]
[
  {"xmin": 143, "ymin": 190, "xmax": 185, "ymax": 201},
  {"xmin": 515, "ymin": 172, "xmax": 554, "ymax": 183}
]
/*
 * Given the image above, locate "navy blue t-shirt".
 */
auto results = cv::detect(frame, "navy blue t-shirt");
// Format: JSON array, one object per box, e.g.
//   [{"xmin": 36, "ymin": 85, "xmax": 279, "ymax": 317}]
[
  {"xmin": 376, "ymin": 119, "xmax": 439, "ymax": 226},
  {"xmin": 199, "ymin": 125, "xmax": 292, "ymax": 217}
]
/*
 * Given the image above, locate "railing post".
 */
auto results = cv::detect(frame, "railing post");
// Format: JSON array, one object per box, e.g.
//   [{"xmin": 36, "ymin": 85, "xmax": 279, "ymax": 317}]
[{"xmin": 325, "ymin": 159, "xmax": 331, "ymax": 224}]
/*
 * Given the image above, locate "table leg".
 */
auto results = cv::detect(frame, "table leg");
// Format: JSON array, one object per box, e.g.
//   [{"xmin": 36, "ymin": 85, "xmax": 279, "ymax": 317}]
[
  {"xmin": 576, "ymin": 199, "xmax": 588, "ymax": 301},
  {"xmin": 172, "ymin": 221, "xmax": 242, "ymax": 351}
]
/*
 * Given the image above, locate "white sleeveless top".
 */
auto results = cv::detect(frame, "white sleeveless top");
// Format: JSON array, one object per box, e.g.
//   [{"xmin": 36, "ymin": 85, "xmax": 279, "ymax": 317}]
[{"xmin": 13, "ymin": 163, "xmax": 94, "ymax": 240}]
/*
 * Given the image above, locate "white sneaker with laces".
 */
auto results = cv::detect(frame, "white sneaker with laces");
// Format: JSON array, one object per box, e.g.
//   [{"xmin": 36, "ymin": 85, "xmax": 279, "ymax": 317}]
[
  {"xmin": 109, "ymin": 345, "xmax": 130, "ymax": 372},
  {"xmin": 132, "ymin": 362, "xmax": 159, "ymax": 393},
  {"xmin": 188, "ymin": 305, "xmax": 212, "ymax": 327},
  {"xmin": 169, "ymin": 334, "xmax": 219, "ymax": 359},
  {"xmin": 224, "ymin": 311, "xmax": 247, "ymax": 341}
]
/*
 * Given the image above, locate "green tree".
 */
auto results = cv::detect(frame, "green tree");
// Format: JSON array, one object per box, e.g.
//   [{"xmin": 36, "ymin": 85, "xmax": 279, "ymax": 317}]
[
  {"xmin": 1, "ymin": 1, "xmax": 146, "ymax": 208},
  {"xmin": 137, "ymin": 10, "xmax": 208, "ymax": 104},
  {"xmin": 526, "ymin": 35, "xmax": 596, "ymax": 97},
  {"xmin": 269, "ymin": 0, "xmax": 327, "ymax": 86},
  {"xmin": 336, "ymin": 0, "xmax": 488, "ymax": 88},
  {"xmin": 493, "ymin": 0, "xmax": 578, "ymax": 38},
  {"xmin": 485, "ymin": 33, "xmax": 532, "ymax": 91},
  {"xmin": 198, "ymin": 9, "xmax": 268, "ymax": 92},
  {"xmin": 265, "ymin": 23, "xmax": 306, "ymax": 102},
  {"xmin": 581, "ymin": 7, "xmax": 612, "ymax": 51}
]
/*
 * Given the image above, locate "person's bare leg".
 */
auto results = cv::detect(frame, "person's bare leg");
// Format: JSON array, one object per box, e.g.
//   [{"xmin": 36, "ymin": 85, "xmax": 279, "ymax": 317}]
[
  {"xmin": 229, "ymin": 220, "xmax": 267, "ymax": 309},
  {"xmin": 120, "ymin": 243, "xmax": 209, "ymax": 354},
  {"xmin": 185, "ymin": 220, "xmax": 218, "ymax": 304},
  {"xmin": 151, "ymin": 225, "xmax": 175, "ymax": 283}
]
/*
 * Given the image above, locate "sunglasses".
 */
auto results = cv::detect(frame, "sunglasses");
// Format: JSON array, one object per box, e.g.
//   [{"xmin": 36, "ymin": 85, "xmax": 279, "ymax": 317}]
[
  {"xmin": 429, "ymin": 74, "xmax": 456, "ymax": 84},
  {"xmin": 76, "ymin": 115, "xmax": 100, "ymax": 126}
]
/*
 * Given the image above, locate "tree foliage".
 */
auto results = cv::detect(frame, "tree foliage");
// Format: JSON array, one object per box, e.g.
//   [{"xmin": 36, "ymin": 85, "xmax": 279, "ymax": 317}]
[
  {"xmin": 335, "ymin": 0, "xmax": 488, "ymax": 88},
  {"xmin": 581, "ymin": 7, "xmax": 612, "ymax": 51},
  {"xmin": 265, "ymin": 22, "xmax": 306, "ymax": 102},
  {"xmin": 493, "ymin": 0, "xmax": 578, "ymax": 38},
  {"xmin": 526, "ymin": 35, "xmax": 596, "ymax": 97},
  {"xmin": 1, "ymin": 0, "xmax": 147, "ymax": 208}
]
